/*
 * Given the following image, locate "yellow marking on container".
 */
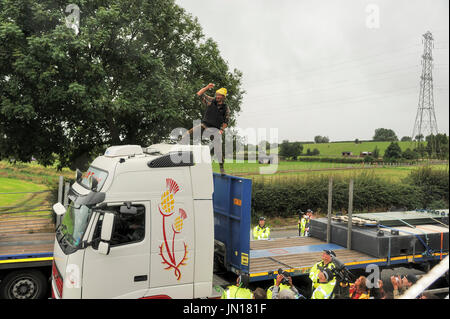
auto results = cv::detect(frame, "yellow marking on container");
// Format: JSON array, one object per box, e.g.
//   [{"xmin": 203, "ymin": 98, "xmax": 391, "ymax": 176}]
[
  {"xmin": 241, "ymin": 253, "xmax": 249, "ymax": 266},
  {"xmin": 0, "ymin": 257, "xmax": 54, "ymax": 264}
]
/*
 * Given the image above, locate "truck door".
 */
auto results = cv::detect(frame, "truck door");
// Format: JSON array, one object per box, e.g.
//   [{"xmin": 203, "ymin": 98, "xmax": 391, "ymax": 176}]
[{"xmin": 81, "ymin": 202, "xmax": 150, "ymax": 298}]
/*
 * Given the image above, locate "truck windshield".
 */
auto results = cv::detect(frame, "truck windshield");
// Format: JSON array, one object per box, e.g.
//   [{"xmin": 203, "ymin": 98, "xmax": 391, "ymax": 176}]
[
  {"xmin": 81, "ymin": 166, "xmax": 108, "ymax": 191},
  {"xmin": 59, "ymin": 203, "xmax": 92, "ymax": 248}
]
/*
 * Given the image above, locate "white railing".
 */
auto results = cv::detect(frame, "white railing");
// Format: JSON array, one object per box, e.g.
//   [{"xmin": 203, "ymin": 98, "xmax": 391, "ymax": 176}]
[{"xmin": 400, "ymin": 256, "xmax": 449, "ymax": 299}]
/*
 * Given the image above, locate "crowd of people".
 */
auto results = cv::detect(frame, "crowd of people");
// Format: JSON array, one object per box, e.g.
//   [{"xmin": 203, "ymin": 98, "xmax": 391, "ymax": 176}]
[
  {"xmin": 223, "ymin": 210, "xmax": 439, "ymax": 300},
  {"xmin": 221, "ymin": 249, "xmax": 436, "ymax": 299}
]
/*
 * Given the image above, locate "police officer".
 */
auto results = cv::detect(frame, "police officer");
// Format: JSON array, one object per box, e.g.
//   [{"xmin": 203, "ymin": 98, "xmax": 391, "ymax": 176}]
[
  {"xmin": 298, "ymin": 211, "xmax": 307, "ymax": 237},
  {"xmin": 311, "ymin": 268, "xmax": 336, "ymax": 299},
  {"xmin": 309, "ymin": 250, "xmax": 337, "ymax": 292},
  {"xmin": 304, "ymin": 209, "xmax": 313, "ymax": 236},
  {"xmin": 253, "ymin": 217, "xmax": 270, "ymax": 240},
  {"xmin": 221, "ymin": 274, "xmax": 253, "ymax": 299}
]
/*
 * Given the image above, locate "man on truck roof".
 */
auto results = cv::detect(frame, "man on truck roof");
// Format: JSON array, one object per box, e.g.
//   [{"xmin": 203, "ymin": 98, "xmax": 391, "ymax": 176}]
[{"xmin": 185, "ymin": 83, "xmax": 230, "ymax": 175}]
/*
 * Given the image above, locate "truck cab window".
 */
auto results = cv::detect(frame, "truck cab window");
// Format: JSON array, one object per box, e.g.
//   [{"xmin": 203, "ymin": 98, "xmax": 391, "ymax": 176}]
[{"xmin": 92, "ymin": 205, "xmax": 145, "ymax": 248}]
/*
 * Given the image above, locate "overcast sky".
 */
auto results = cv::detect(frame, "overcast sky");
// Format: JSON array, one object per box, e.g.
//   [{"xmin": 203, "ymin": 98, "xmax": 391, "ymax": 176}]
[{"xmin": 176, "ymin": 0, "xmax": 449, "ymax": 143}]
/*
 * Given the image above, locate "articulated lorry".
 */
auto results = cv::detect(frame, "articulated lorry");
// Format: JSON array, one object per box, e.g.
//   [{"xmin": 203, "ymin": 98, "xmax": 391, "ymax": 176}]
[{"xmin": 1, "ymin": 143, "xmax": 448, "ymax": 298}]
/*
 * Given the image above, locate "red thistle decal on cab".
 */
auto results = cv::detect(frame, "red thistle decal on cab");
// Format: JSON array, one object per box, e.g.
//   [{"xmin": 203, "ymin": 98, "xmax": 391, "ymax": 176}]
[{"xmin": 158, "ymin": 178, "xmax": 188, "ymax": 280}]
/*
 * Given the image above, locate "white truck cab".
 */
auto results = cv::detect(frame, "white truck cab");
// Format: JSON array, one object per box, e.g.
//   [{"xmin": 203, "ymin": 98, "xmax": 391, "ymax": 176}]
[{"xmin": 51, "ymin": 144, "xmax": 215, "ymax": 299}]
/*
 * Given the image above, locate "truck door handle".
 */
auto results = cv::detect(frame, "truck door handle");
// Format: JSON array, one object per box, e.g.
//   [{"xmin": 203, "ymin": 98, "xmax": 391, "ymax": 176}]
[{"xmin": 134, "ymin": 275, "xmax": 148, "ymax": 282}]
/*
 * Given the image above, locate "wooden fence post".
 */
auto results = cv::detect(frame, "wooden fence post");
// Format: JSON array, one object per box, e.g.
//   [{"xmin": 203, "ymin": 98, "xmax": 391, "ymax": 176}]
[
  {"xmin": 327, "ymin": 177, "xmax": 333, "ymax": 243},
  {"xmin": 347, "ymin": 179, "xmax": 354, "ymax": 250}
]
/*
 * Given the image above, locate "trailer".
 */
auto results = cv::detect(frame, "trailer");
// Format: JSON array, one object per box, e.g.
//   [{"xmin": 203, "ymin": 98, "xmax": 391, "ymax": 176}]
[
  {"xmin": 0, "ymin": 215, "xmax": 54, "ymax": 299},
  {"xmin": 213, "ymin": 174, "xmax": 449, "ymax": 283}
]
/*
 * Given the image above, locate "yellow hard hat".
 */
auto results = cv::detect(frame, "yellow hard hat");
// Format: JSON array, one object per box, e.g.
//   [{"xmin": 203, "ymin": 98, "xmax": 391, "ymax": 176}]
[{"xmin": 216, "ymin": 88, "xmax": 227, "ymax": 97}]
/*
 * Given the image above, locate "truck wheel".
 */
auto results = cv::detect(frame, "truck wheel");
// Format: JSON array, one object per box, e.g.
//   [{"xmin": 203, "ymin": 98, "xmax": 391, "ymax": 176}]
[{"xmin": 0, "ymin": 270, "xmax": 48, "ymax": 299}]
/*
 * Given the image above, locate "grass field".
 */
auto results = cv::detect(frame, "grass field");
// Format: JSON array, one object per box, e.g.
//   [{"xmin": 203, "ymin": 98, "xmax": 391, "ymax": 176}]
[
  {"xmin": 0, "ymin": 160, "xmax": 72, "ymax": 215},
  {"xmin": 299, "ymin": 140, "xmax": 421, "ymax": 157},
  {"xmin": 0, "ymin": 160, "xmax": 73, "ymax": 185},
  {"xmin": 212, "ymin": 159, "xmax": 362, "ymax": 175},
  {"xmin": 0, "ymin": 177, "xmax": 48, "ymax": 208},
  {"xmin": 213, "ymin": 160, "xmax": 449, "ymax": 184}
]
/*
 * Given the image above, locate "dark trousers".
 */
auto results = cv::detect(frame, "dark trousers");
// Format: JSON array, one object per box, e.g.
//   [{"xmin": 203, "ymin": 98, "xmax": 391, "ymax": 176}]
[{"xmin": 184, "ymin": 123, "xmax": 225, "ymax": 170}]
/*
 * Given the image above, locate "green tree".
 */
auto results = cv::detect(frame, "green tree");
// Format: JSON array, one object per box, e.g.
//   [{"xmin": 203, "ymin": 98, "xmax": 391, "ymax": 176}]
[
  {"xmin": 414, "ymin": 143, "xmax": 427, "ymax": 158},
  {"xmin": 363, "ymin": 155, "xmax": 374, "ymax": 163},
  {"xmin": 372, "ymin": 146, "xmax": 380, "ymax": 159},
  {"xmin": 425, "ymin": 134, "xmax": 449, "ymax": 159},
  {"xmin": 0, "ymin": 0, "xmax": 244, "ymax": 169},
  {"xmin": 401, "ymin": 136, "xmax": 412, "ymax": 142},
  {"xmin": 314, "ymin": 135, "xmax": 330, "ymax": 143},
  {"xmin": 402, "ymin": 148, "xmax": 419, "ymax": 160},
  {"xmin": 373, "ymin": 128, "xmax": 398, "ymax": 141},
  {"xmin": 383, "ymin": 142, "xmax": 402, "ymax": 161},
  {"xmin": 279, "ymin": 140, "xmax": 303, "ymax": 159}
]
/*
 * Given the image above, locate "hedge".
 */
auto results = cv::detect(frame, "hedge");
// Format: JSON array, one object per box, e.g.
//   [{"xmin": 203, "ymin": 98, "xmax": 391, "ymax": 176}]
[{"xmin": 251, "ymin": 166, "xmax": 448, "ymax": 218}]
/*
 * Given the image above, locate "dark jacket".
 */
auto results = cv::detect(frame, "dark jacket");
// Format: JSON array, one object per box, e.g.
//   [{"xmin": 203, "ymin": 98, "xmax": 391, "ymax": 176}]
[{"xmin": 199, "ymin": 94, "xmax": 230, "ymax": 129}]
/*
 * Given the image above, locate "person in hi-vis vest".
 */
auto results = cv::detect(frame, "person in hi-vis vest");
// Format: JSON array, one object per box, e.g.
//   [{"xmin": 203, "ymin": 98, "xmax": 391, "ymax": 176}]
[{"xmin": 253, "ymin": 216, "xmax": 270, "ymax": 240}]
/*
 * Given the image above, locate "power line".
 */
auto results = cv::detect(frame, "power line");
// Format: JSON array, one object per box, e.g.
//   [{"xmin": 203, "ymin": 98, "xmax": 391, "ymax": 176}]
[
  {"xmin": 243, "ymin": 65, "xmax": 420, "ymax": 103},
  {"xmin": 241, "ymin": 86, "xmax": 418, "ymax": 117},
  {"xmin": 244, "ymin": 45, "xmax": 423, "ymax": 88}
]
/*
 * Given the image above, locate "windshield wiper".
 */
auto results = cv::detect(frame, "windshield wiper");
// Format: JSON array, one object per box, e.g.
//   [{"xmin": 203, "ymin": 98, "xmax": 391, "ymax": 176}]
[{"xmin": 56, "ymin": 224, "xmax": 77, "ymax": 248}]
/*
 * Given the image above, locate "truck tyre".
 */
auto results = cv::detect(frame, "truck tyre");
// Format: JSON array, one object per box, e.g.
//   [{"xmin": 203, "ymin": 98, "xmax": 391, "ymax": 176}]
[{"xmin": 0, "ymin": 269, "xmax": 48, "ymax": 299}]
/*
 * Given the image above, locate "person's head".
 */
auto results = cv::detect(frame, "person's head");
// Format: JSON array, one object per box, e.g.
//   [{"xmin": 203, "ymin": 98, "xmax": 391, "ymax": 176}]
[
  {"xmin": 236, "ymin": 274, "xmax": 249, "ymax": 288},
  {"xmin": 307, "ymin": 209, "xmax": 313, "ymax": 217},
  {"xmin": 384, "ymin": 291, "xmax": 394, "ymax": 299},
  {"xmin": 259, "ymin": 217, "xmax": 266, "ymax": 227},
  {"xmin": 215, "ymin": 88, "xmax": 227, "ymax": 104},
  {"xmin": 279, "ymin": 289, "xmax": 297, "ymax": 299},
  {"xmin": 355, "ymin": 276, "xmax": 368, "ymax": 292},
  {"xmin": 420, "ymin": 292, "xmax": 439, "ymax": 299},
  {"xmin": 402, "ymin": 274, "xmax": 418, "ymax": 288},
  {"xmin": 322, "ymin": 250, "xmax": 336, "ymax": 264},
  {"xmin": 253, "ymin": 288, "xmax": 266, "ymax": 299}
]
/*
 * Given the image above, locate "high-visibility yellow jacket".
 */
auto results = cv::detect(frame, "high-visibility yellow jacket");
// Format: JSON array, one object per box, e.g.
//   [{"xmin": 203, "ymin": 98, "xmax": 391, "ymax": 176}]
[
  {"xmin": 309, "ymin": 261, "xmax": 336, "ymax": 289},
  {"xmin": 298, "ymin": 218, "xmax": 307, "ymax": 236},
  {"xmin": 221, "ymin": 285, "xmax": 253, "ymax": 299},
  {"xmin": 311, "ymin": 281, "xmax": 336, "ymax": 299},
  {"xmin": 253, "ymin": 225, "xmax": 270, "ymax": 240}
]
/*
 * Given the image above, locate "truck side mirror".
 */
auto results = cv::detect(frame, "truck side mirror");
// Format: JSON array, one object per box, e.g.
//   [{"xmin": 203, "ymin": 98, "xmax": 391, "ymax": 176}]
[
  {"xmin": 98, "ymin": 212, "xmax": 115, "ymax": 255},
  {"xmin": 53, "ymin": 203, "xmax": 66, "ymax": 216},
  {"xmin": 75, "ymin": 169, "xmax": 82, "ymax": 183},
  {"xmin": 88, "ymin": 175, "xmax": 99, "ymax": 191}
]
